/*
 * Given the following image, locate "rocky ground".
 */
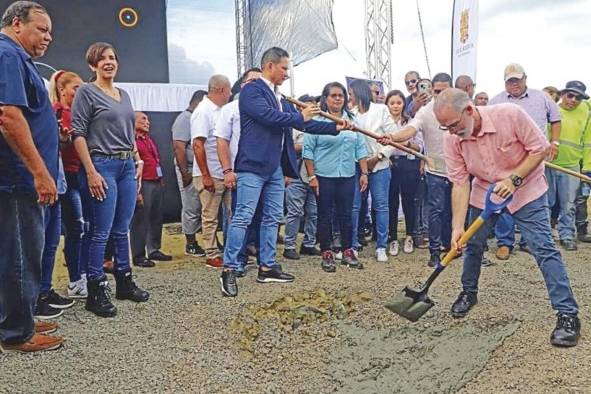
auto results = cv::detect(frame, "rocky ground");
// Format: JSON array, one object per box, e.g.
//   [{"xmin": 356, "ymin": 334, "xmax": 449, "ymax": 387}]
[{"xmin": 1, "ymin": 224, "xmax": 589, "ymax": 393}]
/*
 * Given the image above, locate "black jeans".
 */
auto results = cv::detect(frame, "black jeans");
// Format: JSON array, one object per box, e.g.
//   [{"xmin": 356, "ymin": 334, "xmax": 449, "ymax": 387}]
[
  {"xmin": 389, "ymin": 157, "xmax": 420, "ymax": 240},
  {"xmin": 316, "ymin": 176, "xmax": 355, "ymax": 251},
  {"xmin": 0, "ymin": 192, "xmax": 44, "ymax": 344},
  {"xmin": 425, "ymin": 173, "xmax": 452, "ymax": 256}
]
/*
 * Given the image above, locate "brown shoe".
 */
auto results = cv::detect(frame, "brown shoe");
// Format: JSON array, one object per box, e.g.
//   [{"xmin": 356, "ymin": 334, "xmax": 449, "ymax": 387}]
[
  {"xmin": 35, "ymin": 321, "xmax": 58, "ymax": 335},
  {"xmin": 0, "ymin": 333, "xmax": 63, "ymax": 353},
  {"xmin": 495, "ymin": 246, "xmax": 511, "ymax": 260},
  {"xmin": 205, "ymin": 257, "xmax": 224, "ymax": 269}
]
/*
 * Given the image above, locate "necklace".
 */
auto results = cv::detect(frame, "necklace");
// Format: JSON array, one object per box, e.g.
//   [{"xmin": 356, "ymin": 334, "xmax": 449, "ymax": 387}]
[{"xmin": 94, "ymin": 82, "xmax": 120, "ymax": 100}]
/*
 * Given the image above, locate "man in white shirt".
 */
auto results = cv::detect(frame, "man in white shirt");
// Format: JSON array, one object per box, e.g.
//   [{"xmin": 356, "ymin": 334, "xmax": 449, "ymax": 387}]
[
  {"xmin": 215, "ymin": 67, "xmax": 262, "ymax": 275},
  {"xmin": 380, "ymin": 72, "xmax": 454, "ymax": 268},
  {"xmin": 192, "ymin": 74, "xmax": 232, "ymax": 268}
]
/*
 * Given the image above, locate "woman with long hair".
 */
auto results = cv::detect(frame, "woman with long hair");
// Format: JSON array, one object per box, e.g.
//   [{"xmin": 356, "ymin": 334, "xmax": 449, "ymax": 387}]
[
  {"xmin": 385, "ymin": 90, "xmax": 423, "ymax": 256},
  {"xmin": 303, "ymin": 82, "xmax": 369, "ymax": 272},
  {"xmin": 50, "ymin": 70, "xmax": 88, "ymax": 299},
  {"xmin": 348, "ymin": 79, "xmax": 397, "ymax": 262},
  {"xmin": 72, "ymin": 42, "xmax": 148, "ymax": 317}
]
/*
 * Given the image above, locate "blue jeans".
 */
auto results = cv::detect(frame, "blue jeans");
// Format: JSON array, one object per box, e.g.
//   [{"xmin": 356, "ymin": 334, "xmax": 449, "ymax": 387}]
[
  {"xmin": 0, "ymin": 192, "xmax": 44, "ymax": 344},
  {"xmin": 284, "ymin": 178, "xmax": 317, "ymax": 250},
  {"xmin": 546, "ymin": 166, "xmax": 579, "ymax": 240},
  {"xmin": 231, "ymin": 188, "xmax": 262, "ymax": 267},
  {"xmin": 462, "ymin": 194, "xmax": 578, "ymax": 315},
  {"xmin": 60, "ymin": 171, "xmax": 85, "ymax": 282},
  {"xmin": 425, "ymin": 173, "xmax": 452, "ymax": 256},
  {"xmin": 80, "ymin": 157, "xmax": 137, "ymax": 280},
  {"xmin": 224, "ymin": 166, "xmax": 284, "ymax": 269},
  {"xmin": 40, "ymin": 203, "xmax": 61, "ymax": 295},
  {"xmin": 352, "ymin": 168, "xmax": 391, "ymax": 249}
]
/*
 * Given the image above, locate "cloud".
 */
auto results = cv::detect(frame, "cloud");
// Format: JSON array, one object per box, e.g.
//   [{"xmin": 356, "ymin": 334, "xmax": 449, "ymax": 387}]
[
  {"xmin": 168, "ymin": 44, "xmax": 215, "ymax": 84},
  {"xmin": 481, "ymin": 0, "xmax": 580, "ymax": 19}
]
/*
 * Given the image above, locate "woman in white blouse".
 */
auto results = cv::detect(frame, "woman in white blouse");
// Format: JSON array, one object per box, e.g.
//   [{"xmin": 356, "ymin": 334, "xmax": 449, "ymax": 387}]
[{"xmin": 348, "ymin": 79, "xmax": 398, "ymax": 262}]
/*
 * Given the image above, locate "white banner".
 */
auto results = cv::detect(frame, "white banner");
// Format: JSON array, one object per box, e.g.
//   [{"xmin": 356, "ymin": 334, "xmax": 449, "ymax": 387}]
[{"xmin": 451, "ymin": 0, "xmax": 479, "ymax": 83}]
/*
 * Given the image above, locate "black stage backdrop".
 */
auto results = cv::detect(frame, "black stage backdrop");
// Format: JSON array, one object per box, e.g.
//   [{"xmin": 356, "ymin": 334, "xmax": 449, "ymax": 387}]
[{"xmin": 0, "ymin": 0, "xmax": 169, "ymax": 82}]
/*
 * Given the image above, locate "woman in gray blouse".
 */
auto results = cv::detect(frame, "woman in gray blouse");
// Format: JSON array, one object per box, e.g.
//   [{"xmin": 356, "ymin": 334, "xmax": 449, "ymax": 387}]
[{"xmin": 72, "ymin": 42, "xmax": 149, "ymax": 318}]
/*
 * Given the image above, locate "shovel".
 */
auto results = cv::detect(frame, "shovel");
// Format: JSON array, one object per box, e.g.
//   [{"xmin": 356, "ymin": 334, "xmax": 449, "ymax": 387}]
[{"xmin": 385, "ymin": 184, "xmax": 513, "ymax": 322}]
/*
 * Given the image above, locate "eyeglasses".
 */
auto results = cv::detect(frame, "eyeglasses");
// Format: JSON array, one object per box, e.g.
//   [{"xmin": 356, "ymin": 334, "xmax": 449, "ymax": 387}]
[
  {"xmin": 565, "ymin": 92, "xmax": 583, "ymax": 101},
  {"xmin": 329, "ymin": 93, "xmax": 344, "ymax": 99},
  {"xmin": 505, "ymin": 77, "xmax": 524, "ymax": 85},
  {"xmin": 371, "ymin": 90, "xmax": 381, "ymax": 95},
  {"xmin": 439, "ymin": 108, "xmax": 466, "ymax": 131},
  {"xmin": 405, "ymin": 79, "xmax": 418, "ymax": 86}
]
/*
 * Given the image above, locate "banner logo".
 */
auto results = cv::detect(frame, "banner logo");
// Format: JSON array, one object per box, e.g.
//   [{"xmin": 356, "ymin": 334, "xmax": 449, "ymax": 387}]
[{"xmin": 460, "ymin": 9, "xmax": 469, "ymax": 44}]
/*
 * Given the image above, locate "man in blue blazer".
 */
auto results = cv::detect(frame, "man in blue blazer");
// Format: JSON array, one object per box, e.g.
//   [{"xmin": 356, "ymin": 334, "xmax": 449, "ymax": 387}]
[{"xmin": 220, "ymin": 47, "xmax": 351, "ymax": 297}]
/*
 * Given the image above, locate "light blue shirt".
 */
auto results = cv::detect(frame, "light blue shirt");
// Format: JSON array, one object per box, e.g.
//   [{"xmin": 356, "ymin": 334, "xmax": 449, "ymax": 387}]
[{"xmin": 303, "ymin": 115, "xmax": 369, "ymax": 178}]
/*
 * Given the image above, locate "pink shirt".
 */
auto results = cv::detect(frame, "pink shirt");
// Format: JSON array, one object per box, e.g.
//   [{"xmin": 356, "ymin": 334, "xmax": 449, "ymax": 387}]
[{"xmin": 443, "ymin": 103, "xmax": 549, "ymax": 213}]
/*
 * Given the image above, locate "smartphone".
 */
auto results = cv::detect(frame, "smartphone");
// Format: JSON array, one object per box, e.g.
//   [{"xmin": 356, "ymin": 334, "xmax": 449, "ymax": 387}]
[{"xmin": 417, "ymin": 79, "xmax": 432, "ymax": 95}]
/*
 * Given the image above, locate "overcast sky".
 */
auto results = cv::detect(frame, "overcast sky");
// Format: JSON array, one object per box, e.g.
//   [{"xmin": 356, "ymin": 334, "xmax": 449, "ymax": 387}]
[{"xmin": 168, "ymin": 0, "xmax": 591, "ymax": 97}]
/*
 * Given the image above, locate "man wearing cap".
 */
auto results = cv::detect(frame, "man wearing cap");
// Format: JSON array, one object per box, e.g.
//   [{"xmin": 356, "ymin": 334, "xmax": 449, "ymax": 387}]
[
  {"xmin": 545, "ymin": 81, "xmax": 591, "ymax": 250},
  {"xmin": 434, "ymin": 88, "xmax": 581, "ymax": 348},
  {"xmin": 489, "ymin": 63, "xmax": 562, "ymax": 260},
  {"xmin": 570, "ymin": 85, "xmax": 591, "ymax": 243}
]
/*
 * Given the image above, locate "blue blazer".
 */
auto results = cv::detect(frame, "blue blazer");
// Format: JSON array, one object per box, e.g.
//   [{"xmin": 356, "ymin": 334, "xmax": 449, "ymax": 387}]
[{"xmin": 236, "ymin": 78, "xmax": 338, "ymax": 179}]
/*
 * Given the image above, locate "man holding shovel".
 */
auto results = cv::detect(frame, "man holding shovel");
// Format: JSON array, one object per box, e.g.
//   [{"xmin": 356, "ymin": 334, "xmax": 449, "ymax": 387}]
[{"xmin": 433, "ymin": 88, "xmax": 580, "ymax": 347}]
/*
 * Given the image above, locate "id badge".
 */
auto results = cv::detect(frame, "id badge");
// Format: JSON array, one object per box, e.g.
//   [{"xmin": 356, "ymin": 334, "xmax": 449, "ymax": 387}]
[{"xmin": 156, "ymin": 165, "xmax": 163, "ymax": 178}]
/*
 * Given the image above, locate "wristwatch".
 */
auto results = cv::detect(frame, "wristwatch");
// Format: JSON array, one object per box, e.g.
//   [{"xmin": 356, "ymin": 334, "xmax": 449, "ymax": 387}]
[{"xmin": 509, "ymin": 174, "xmax": 523, "ymax": 187}]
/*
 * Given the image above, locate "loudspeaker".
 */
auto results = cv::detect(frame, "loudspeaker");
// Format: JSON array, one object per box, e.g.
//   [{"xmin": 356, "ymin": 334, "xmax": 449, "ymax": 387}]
[{"xmin": 0, "ymin": 0, "xmax": 169, "ymax": 82}]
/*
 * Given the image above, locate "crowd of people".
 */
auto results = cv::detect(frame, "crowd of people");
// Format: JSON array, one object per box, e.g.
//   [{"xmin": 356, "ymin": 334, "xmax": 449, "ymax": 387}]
[{"xmin": 0, "ymin": 1, "xmax": 585, "ymax": 353}]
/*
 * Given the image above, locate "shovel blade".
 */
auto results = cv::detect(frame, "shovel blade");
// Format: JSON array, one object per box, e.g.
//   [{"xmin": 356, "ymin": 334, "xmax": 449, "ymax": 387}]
[{"xmin": 384, "ymin": 286, "xmax": 435, "ymax": 322}]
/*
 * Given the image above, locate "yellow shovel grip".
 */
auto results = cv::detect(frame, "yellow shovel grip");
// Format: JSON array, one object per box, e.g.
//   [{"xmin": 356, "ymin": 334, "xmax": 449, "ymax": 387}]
[{"xmin": 440, "ymin": 216, "xmax": 486, "ymax": 267}]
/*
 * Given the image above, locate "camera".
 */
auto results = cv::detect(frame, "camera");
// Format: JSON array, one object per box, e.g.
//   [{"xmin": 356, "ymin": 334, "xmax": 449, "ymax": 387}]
[{"xmin": 417, "ymin": 79, "xmax": 432, "ymax": 95}]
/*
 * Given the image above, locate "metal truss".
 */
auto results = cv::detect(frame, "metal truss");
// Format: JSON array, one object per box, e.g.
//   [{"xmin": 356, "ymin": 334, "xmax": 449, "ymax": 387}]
[
  {"xmin": 235, "ymin": 0, "xmax": 252, "ymax": 78},
  {"xmin": 364, "ymin": 0, "xmax": 393, "ymax": 89}
]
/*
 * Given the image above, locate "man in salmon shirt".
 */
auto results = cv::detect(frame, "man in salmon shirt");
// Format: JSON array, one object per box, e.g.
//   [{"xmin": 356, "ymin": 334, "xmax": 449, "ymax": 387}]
[{"xmin": 433, "ymin": 88, "xmax": 581, "ymax": 348}]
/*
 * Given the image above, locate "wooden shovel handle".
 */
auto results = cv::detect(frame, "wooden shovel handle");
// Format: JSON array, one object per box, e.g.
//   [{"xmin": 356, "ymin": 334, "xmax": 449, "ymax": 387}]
[
  {"xmin": 440, "ymin": 216, "xmax": 486, "ymax": 267},
  {"xmin": 282, "ymin": 94, "xmax": 432, "ymax": 164},
  {"xmin": 544, "ymin": 162, "xmax": 591, "ymax": 184}
]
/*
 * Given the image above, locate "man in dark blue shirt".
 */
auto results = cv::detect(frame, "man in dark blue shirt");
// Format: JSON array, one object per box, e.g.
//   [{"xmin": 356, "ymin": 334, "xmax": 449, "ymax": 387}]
[{"xmin": 0, "ymin": 1, "xmax": 62, "ymax": 353}]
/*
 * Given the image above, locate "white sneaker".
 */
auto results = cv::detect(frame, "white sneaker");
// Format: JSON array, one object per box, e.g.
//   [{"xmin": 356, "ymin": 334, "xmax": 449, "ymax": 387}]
[
  {"xmin": 403, "ymin": 236, "xmax": 414, "ymax": 254},
  {"xmin": 353, "ymin": 248, "xmax": 359, "ymax": 258},
  {"xmin": 376, "ymin": 248, "xmax": 388, "ymax": 262},
  {"xmin": 67, "ymin": 278, "xmax": 88, "ymax": 299},
  {"xmin": 335, "ymin": 251, "xmax": 343, "ymax": 260},
  {"xmin": 389, "ymin": 241, "xmax": 399, "ymax": 256}
]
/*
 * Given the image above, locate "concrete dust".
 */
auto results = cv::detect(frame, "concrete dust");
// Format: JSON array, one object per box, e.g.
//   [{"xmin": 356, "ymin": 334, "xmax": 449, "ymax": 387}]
[
  {"xmin": 230, "ymin": 288, "xmax": 372, "ymax": 353},
  {"xmin": 330, "ymin": 319, "xmax": 521, "ymax": 394}
]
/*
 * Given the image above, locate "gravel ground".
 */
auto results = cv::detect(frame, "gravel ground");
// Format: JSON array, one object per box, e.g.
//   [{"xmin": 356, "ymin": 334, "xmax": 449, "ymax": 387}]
[{"xmin": 1, "ymin": 225, "xmax": 589, "ymax": 393}]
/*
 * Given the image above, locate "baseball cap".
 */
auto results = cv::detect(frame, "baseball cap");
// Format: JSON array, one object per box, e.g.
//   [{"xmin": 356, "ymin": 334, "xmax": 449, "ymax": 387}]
[
  {"xmin": 562, "ymin": 80, "xmax": 589, "ymax": 100},
  {"xmin": 504, "ymin": 63, "xmax": 525, "ymax": 82}
]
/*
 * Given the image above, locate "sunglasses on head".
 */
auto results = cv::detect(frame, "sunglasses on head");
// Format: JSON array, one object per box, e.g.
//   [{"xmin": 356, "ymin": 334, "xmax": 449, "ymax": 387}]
[{"xmin": 405, "ymin": 79, "xmax": 418, "ymax": 86}]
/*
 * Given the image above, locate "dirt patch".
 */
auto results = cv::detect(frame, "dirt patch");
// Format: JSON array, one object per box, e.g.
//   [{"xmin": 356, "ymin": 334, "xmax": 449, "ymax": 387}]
[
  {"xmin": 230, "ymin": 288, "xmax": 373, "ymax": 353},
  {"xmin": 330, "ymin": 319, "xmax": 521, "ymax": 394}
]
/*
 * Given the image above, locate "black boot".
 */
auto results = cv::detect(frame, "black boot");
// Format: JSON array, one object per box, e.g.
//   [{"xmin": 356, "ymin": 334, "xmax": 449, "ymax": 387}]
[
  {"xmin": 114, "ymin": 270, "xmax": 149, "ymax": 302},
  {"xmin": 86, "ymin": 279, "xmax": 117, "ymax": 317}
]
